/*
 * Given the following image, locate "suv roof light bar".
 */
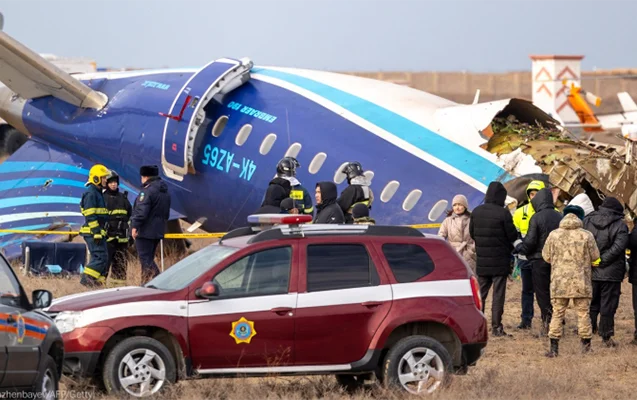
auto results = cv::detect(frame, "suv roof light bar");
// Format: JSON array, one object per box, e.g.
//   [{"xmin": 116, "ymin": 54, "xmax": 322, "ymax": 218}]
[{"xmin": 247, "ymin": 223, "xmax": 425, "ymax": 244}]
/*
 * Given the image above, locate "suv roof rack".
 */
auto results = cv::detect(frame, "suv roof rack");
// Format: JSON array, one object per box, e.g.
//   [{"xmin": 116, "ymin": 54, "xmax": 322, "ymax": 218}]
[{"xmin": 247, "ymin": 223, "xmax": 425, "ymax": 244}]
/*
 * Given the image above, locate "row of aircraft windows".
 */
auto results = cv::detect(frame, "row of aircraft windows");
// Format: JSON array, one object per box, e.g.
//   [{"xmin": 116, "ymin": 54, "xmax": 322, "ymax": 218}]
[{"xmin": 212, "ymin": 118, "xmax": 425, "ymax": 212}]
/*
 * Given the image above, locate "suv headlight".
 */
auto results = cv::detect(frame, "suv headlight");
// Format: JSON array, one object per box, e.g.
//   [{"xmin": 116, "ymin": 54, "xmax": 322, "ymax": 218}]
[{"xmin": 54, "ymin": 311, "xmax": 83, "ymax": 334}]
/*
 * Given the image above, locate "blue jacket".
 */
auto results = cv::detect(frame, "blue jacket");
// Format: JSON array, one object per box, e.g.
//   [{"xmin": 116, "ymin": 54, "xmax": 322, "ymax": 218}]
[
  {"xmin": 79, "ymin": 184, "xmax": 109, "ymax": 238},
  {"xmin": 131, "ymin": 177, "xmax": 171, "ymax": 239}
]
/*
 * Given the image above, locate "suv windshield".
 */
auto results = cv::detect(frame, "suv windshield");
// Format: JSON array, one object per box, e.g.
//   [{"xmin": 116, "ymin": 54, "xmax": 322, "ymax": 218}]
[
  {"xmin": 144, "ymin": 244, "xmax": 240, "ymax": 291},
  {"xmin": 0, "ymin": 255, "xmax": 23, "ymax": 307}
]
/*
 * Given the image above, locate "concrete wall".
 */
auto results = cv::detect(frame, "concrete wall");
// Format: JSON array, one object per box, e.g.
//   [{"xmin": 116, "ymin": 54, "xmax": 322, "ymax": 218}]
[{"xmin": 338, "ymin": 70, "xmax": 637, "ymax": 115}]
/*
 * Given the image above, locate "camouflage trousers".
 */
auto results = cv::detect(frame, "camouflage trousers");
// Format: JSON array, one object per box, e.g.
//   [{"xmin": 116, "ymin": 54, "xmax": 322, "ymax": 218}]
[{"xmin": 549, "ymin": 297, "xmax": 592, "ymax": 340}]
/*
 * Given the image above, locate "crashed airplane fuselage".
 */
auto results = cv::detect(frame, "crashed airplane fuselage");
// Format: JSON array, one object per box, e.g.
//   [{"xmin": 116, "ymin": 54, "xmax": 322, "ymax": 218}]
[{"xmin": 0, "ymin": 29, "xmax": 615, "ymax": 259}]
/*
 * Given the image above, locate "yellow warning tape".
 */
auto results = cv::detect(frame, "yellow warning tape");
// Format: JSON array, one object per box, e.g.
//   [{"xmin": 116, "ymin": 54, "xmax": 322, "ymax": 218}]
[{"xmin": 0, "ymin": 223, "xmax": 441, "ymax": 240}]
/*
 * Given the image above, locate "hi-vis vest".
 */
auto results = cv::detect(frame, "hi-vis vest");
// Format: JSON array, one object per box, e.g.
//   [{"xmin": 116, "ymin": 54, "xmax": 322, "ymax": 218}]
[
  {"xmin": 290, "ymin": 185, "xmax": 314, "ymax": 215},
  {"xmin": 513, "ymin": 204, "xmax": 536, "ymax": 237}
]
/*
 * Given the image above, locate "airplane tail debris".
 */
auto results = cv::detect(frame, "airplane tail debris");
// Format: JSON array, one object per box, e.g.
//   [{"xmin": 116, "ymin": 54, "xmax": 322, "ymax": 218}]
[{"xmin": 486, "ymin": 115, "xmax": 637, "ymax": 219}]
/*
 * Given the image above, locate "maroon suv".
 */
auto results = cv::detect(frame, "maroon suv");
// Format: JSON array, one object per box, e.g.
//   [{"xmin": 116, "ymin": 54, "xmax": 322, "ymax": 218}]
[{"xmin": 45, "ymin": 215, "xmax": 487, "ymax": 397}]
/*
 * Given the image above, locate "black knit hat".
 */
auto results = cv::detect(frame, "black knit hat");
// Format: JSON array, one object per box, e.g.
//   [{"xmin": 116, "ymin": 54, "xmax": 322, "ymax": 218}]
[{"xmin": 140, "ymin": 165, "xmax": 159, "ymax": 177}]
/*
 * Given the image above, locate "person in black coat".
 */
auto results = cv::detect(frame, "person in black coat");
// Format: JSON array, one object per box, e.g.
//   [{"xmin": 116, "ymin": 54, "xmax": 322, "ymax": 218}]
[
  {"xmin": 583, "ymin": 197, "xmax": 629, "ymax": 347},
  {"xmin": 469, "ymin": 181, "xmax": 519, "ymax": 336},
  {"xmin": 628, "ymin": 226, "xmax": 637, "ymax": 345},
  {"xmin": 314, "ymin": 181, "xmax": 345, "ymax": 224},
  {"xmin": 255, "ymin": 177, "xmax": 291, "ymax": 214},
  {"xmin": 131, "ymin": 165, "xmax": 171, "ymax": 283},
  {"xmin": 517, "ymin": 188, "xmax": 562, "ymax": 334}
]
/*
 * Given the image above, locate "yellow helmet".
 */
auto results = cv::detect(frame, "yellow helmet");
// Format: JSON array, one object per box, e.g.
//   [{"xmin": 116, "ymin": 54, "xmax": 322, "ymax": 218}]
[{"xmin": 87, "ymin": 164, "xmax": 110, "ymax": 186}]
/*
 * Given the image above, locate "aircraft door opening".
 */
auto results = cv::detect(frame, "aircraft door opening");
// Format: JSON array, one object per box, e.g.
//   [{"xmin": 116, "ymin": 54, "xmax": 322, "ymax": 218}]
[{"xmin": 161, "ymin": 58, "xmax": 253, "ymax": 181}]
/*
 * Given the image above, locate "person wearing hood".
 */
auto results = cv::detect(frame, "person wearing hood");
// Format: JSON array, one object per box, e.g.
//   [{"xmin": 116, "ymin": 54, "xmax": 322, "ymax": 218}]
[
  {"xmin": 568, "ymin": 193, "xmax": 595, "ymax": 216},
  {"xmin": 469, "ymin": 181, "xmax": 519, "ymax": 337},
  {"xmin": 131, "ymin": 165, "xmax": 172, "ymax": 283},
  {"xmin": 275, "ymin": 157, "xmax": 314, "ymax": 217},
  {"xmin": 103, "ymin": 170, "xmax": 133, "ymax": 286},
  {"xmin": 439, "ymin": 194, "xmax": 476, "ymax": 273},
  {"xmin": 627, "ymin": 216, "xmax": 637, "ymax": 345},
  {"xmin": 542, "ymin": 205, "xmax": 600, "ymax": 357},
  {"xmin": 352, "ymin": 203, "xmax": 375, "ymax": 225},
  {"xmin": 337, "ymin": 162, "xmax": 373, "ymax": 224},
  {"xmin": 516, "ymin": 188, "xmax": 563, "ymax": 335},
  {"xmin": 512, "ymin": 180, "xmax": 546, "ymax": 329},
  {"xmin": 315, "ymin": 181, "xmax": 345, "ymax": 224},
  {"xmin": 255, "ymin": 177, "xmax": 291, "ymax": 214},
  {"xmin": 583, "ymin": 196, "xmax": 629, "ymax": 347}
]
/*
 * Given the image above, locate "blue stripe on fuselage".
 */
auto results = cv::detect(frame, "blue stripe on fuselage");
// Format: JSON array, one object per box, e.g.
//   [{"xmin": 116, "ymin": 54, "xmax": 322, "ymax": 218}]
[{"xmin": 252, "ymin": 68, "xmax": 512, "ymax": 186}]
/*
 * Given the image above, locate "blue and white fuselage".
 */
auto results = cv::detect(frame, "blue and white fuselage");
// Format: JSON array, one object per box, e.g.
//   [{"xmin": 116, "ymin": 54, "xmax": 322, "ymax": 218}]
[{"xmin": 0, "ymin": 53, "xmax": 553, "ymax": 259}]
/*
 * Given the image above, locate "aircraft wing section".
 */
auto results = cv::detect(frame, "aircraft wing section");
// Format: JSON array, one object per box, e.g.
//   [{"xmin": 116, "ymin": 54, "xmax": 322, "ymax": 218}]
[
  {"xmin": 0, "ymin": 30, "xmax": 107, "ymax": 109},
  {"xmin": 618, "ymin": 92, "xmax": 637, "ymax": 113},
  {"xmin": 0, "ymin": 139, "xmax": 183, "ymax": 261}
]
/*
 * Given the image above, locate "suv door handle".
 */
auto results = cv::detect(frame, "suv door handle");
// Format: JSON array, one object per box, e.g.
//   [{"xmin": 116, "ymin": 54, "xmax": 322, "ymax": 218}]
[
  {"xmin": 361, "ymin": 301, "xmax": 383, "ymax": 308},
  {"xmin": 270, "ymin": 307, "xmax": 293, "ymax": 315}
]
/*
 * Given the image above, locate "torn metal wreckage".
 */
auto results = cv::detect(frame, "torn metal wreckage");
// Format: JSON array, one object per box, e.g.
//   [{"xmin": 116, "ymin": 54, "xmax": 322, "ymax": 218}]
[{"xmin": 485, "ymin": 115, "xmax": 637, "ymax": 221}]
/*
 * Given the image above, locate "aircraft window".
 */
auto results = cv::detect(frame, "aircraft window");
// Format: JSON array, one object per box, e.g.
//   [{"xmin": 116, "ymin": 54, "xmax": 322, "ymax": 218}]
[
  {"xmin": 428, "ymin": 199, "xmax": 448, "ymax": 221},
  {"xmin": 380, "ymin": 180, "xmax": 400, "ymax": 202},
  {"xmin": 363, "ymin": 170, "xmax": 374, "ymax": 182},
  {"xmin": 308, "ymin": 152, "xmax": 327, "ymax": 174},
  {"xmin": 402, "ymin": 189, "xmax": 422, "ymax": 212},
  {"xmin": 333, "ymin": 162, "xmax": 350, "ymax": 184},
  {"xmin": 235, "ymin": 124, "xmax": 253, "ymax": 146},
  {"xmin": 260, "ymin": 133, "xmax": 277, "ymax": 155},
  {"xmin": 212, "ymin": 115, "xmax": 228, "ymax": 137},
  {"xmin": 285, "ymin": 142, "xmax": 302, "ymax": 158}
]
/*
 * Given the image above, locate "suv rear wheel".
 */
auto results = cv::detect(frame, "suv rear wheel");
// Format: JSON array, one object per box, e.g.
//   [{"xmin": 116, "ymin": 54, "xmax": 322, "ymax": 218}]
[
  {"xmin": 382, "ymin": 335, "xmax": 452, "ymax": 395},
  {"xmin": 102, "ymin": 336, "xmax": 177, "ymax": 398}
]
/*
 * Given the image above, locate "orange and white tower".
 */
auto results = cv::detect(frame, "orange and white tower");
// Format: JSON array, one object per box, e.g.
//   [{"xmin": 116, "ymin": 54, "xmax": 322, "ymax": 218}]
[{"xmin": 530, "ymin": 55, "xmax": 584, "ymax": 124}]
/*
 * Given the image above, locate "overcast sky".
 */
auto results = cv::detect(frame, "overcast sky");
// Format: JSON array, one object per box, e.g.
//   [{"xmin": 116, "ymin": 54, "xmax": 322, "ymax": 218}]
[{"xmin": 1, "ymin": 0, "xmax": 634, "ymax": 72}]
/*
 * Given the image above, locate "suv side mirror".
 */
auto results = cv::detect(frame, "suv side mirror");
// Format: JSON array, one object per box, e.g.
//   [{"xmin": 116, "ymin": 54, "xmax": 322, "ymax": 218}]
[
  {"xmin": 195, "ymin": 282, "xmax": 219, "ymax": 299},
  {"xmin": 32, "ymin": 289, "xmax": 52, "ymax": 309}
]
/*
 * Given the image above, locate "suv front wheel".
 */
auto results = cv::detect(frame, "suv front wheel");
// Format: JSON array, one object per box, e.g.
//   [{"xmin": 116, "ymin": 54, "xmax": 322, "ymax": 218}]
[
  {"xmin": 102, "ymin": 336, "xmax": 177, "ymax": 398},
  {"xmin": 382, "ymin": 335, "xmax": 452, "ymax": 395}
]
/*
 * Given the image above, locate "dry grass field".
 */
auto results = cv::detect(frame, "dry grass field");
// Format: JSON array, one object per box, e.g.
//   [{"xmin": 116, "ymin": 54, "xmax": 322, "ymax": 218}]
[{"xmin": 16, "ymin": 251, "xmax": 637, "ymax": 400}]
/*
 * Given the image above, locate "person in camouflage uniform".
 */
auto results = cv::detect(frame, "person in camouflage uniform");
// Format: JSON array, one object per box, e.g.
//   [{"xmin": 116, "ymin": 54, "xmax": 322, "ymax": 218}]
[{"xmin": 542, "ymin": 205, "xmax": 600, "ymax": 357}]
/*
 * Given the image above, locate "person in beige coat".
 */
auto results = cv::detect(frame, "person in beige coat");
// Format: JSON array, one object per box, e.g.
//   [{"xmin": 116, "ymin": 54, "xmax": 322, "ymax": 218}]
[{"xmin": 438, "ymin": 194, "xmax": 477, "ymax": 272}]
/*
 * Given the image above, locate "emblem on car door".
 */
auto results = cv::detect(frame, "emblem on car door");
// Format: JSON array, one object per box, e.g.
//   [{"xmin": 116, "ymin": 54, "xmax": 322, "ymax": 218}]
[{"xmin": 230, "ymin": 317, "xmax": 256, "ymax": 344}]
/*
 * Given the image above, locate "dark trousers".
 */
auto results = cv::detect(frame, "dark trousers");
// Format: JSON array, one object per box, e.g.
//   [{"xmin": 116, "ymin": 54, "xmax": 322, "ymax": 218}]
[
  {"xmin": 518, "ymin": 258, "xmax": 534, "ymax": 324},
  {"xmin": 531, "ymin": 259, "xmax": 552, "ymax": 325},
  {"xmin": 107, "ymin": 241, "xmax": 129, "ymax": 282},
  {"xmin": 590, "ymin": 281, "xmax": 621, "ymax": 338},
  {"xmin": 478, "ymin": 275, "xmax": 507, "ymax": 330},
  {"xmin": 136, "ymin": 238, "xmax": 161, "ymax": 282},
  {"xmin": 632, "ymin": 283, "xmax": 637, "ymax": 335},
  {"xmin": 82, "ymin": 235, "xmax": 108, "ymax": 278}
]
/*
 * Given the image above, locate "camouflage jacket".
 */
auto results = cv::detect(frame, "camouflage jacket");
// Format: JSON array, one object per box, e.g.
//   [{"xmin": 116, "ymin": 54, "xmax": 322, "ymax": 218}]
[
  {"xmin": 542, "ymin": 213, "xmax": 601, "ymax": 298},
  {"xmin": 354, "ymin": 216, "xmax": 376, "ymax": 225}
]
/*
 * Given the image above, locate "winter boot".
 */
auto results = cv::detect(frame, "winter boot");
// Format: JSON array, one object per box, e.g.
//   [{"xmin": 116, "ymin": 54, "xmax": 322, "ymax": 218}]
[
  {"xmin": 516, "ymin": 321, "xmax": 532, "ymax": 330},
  {"xmin": 602, "ymin": 336, "xmax": 617, "ymax": 348},
  {"xmin": 492, "ymin": 326, "xmax": 512, "ymax": 337},
  {"xmin": 80, "ymin": 274, "xmax": 104, "ymax": 288},
  {"xmin": 539, "ymin": 320, "xmax": 550, "ymax": 337},
  {"xmin": 545, "ymin": 338, "xmax": 559, "ymax": 358},
  {"xmin": 581, "ymin": 338, "xmax": 592, "ymax": 353}
]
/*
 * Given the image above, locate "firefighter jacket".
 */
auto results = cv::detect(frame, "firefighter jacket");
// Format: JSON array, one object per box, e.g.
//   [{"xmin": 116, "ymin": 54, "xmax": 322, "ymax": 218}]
[
  {"xmin": 104, "ymin": 188, "xmax": 133, "ymax": 243},
  {"xmin": 80, "ymin": 183, "xmax": 108, "ymax": 239}
]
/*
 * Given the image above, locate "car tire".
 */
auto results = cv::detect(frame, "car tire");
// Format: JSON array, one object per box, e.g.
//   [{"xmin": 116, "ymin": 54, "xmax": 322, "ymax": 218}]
[
  {"xmin": 382, "ymin": 335, "xmax": 452, "ymax": 395},
  {"xmin": 32, "ymin": 354, "xmax": 59, "ymax": 399},
  {"xmin": 102, "ymin": 336, "xmax": 177, "ymax": 398}
]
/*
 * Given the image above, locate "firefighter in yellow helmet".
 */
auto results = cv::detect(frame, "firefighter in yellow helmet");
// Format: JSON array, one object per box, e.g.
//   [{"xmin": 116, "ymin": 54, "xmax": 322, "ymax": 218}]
[
  {"xmin": 79, "ymin": 164, "xmax": 110, "ymax": 287},
  {"xmin": 512, "ymin": 180, "xmax": 545, "ymax": 329}
]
